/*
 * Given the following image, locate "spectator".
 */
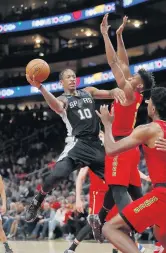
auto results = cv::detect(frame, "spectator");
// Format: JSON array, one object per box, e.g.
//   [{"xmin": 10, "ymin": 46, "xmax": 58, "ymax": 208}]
[
  {"xmin": 48, "ymin": 200, "xmax": 68, "ymax": 240},
  {"xmin": 30, "ymin": 202, "xmax": 51, "ymax": 239}
]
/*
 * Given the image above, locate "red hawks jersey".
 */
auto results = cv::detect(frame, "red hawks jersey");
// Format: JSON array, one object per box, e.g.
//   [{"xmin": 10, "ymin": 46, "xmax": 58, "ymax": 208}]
[
  {"xmin": 143, "ymin": 120, "xmax": 166, "ymax": 184},
  {"xmin": 111, "ymin": 92, "xmax": 143, "ymax": 137},
  {"xmin": 89, "ymin": 170, "xmax": 108, "ymax": 192}
]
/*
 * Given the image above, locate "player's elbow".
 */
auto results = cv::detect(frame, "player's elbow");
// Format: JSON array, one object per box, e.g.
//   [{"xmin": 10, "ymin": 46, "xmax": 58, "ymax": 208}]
[
  {"xmin": 54, "ymin": 108, "xmax": 64, "ymax": 114},
  {"xmin": 116, "ymin": 77, "xmax": 126, "ymax": 90},
  {"xmin": 108, "ymin": 54, "xmax": 118, "ymax": 67}
]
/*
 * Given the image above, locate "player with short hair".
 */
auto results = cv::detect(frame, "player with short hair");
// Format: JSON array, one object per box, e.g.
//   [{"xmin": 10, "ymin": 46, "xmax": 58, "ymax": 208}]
[
  {"xmin": 88, "ymin": 14, "xmax": 155, "ymax": 243},
  {"xmin": 97, "ymin": 87, "xmax": 166, "ymax": 253},
  {"xmin": 0, "ymin": 176, "xmax": 13, "ymax": 253},
  {"xmin": 25, "ymin": 68, "xmax": 125, "ymax": 222}
]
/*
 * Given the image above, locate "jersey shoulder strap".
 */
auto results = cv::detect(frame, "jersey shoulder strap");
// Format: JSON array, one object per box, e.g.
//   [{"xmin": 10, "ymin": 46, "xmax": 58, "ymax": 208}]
[{"xmin": 154, "ymin": 120, "xmax": 166, "ymax": 139}]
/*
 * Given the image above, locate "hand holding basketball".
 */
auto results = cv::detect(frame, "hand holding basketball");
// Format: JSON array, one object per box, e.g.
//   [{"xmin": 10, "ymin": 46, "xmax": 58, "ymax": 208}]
[
  {"xmin": 26, "ymin": 59, "xmax": 50, "ymax": 88},
  {"xmin": 26, "ymin": 74, "xmax": 41, "ymax": 89}
]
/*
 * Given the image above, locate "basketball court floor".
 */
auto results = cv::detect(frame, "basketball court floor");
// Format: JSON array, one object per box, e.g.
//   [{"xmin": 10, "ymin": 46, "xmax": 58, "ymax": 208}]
[{"xmin": 0, "ymin": 240, "xmax": 154, "ymax": 253}]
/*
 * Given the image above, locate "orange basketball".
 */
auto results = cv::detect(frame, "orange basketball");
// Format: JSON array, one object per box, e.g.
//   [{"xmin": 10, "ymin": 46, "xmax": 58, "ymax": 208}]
[{"xmin": 26, "ymin": 59, "xmax": 50, "ymax": 83}]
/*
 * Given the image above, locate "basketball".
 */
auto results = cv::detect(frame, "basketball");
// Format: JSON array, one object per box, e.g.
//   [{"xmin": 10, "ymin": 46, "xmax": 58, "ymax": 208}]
[{"xmin": 26, "ymin": 59, "xmax": 50, "ymax": 83}]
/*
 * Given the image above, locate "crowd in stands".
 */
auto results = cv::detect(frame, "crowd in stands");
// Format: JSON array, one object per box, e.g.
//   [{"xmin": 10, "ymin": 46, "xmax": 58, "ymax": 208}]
[{"xmin": 3, "ymin": 171, "xmax": 87, "ymax": 241}]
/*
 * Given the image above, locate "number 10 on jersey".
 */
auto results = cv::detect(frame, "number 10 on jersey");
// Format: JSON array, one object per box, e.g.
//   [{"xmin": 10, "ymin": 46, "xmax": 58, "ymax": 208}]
[{"xmin": 78, "ymin": 109, "xmax": 92, "ymax": 120}]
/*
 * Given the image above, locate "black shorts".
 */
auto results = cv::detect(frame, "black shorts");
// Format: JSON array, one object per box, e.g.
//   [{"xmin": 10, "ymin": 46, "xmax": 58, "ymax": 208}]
[{"xmin": 57, "ymin": 137, "xmax": 105, "ymax": 180}]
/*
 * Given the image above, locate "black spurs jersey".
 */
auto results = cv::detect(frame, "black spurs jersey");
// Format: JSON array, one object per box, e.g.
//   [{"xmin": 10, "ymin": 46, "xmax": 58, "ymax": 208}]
[{"xmin": 59, "ymin": 89, "xmax": 100, "ymax": 138}]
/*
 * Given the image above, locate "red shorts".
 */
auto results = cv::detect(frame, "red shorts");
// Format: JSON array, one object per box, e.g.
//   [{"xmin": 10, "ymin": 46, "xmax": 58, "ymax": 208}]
[
  {"xmin": 121, "ymin": 187, "xmax": 166, "ymax": 233},
  {"xmin": 105, "ymin": 147, "xmax": 141, "ymax": 187},
  {"xmin": 89, "ymin": 191, "xmax": 118, "ymax": 221}
]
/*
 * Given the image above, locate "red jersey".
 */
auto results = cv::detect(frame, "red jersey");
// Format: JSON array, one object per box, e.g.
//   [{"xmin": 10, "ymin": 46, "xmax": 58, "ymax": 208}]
[
  {"xmin": 143, "ymin": 120, "xmax": 166, "ymax": 184},
  {"xmin": 111, "ymin": 92, "xmax": 143, "ymax": 136},
  {"xmin": 89, "ymin": 170, "xmax": 108, "ymax": 192}
]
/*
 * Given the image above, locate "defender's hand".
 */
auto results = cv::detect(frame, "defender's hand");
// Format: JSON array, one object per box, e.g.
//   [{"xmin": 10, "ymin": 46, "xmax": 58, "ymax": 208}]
[
  {"xmin": 96, "ymin": 105, "xmax": 114, "ymax": 125},
  {"xmin": 100, "ymin": 14, "xmax": 111, "ymax": 35},
  {"xmin": 76, "ymin": 199, "xmax": 84, "ymax": 213},
  {"xmin": 155, "ymin": 137, "xmax": 166, "ymax": 151},
  {"xmin": 116, "ymin": 16, "xmax": 128, "ymax": 35},
  {"xmin": 112, "ymin": 88, "xmax": 126, "ymax": 104}
]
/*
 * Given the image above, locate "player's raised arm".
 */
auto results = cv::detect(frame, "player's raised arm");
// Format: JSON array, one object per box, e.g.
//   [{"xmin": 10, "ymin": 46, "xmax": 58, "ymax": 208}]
[
  {"xmin": 76, "ymin": 167, "xmax": 89, "ymax": 213},
  {"xmin": 26, "ymin": 74, "xmax": 65, "ymax": 114},
  {"xmin": 85, "ymin": 87, "xmax": 126, "ymax": 103},
  {"xmin": 101, "ymin": 14, "xmax": 134, "ymax": 101},
  {"xmin": 116, "ymin": 16, "xmax": 131, "ymax": 79},
  {"xmin": 96, "ymin": 105, "xmax": 153, "ymax": 156}
]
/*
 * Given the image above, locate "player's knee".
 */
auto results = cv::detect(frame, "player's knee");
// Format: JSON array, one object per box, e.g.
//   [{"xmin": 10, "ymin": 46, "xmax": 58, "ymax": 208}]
[
  {"xmin": 103, "ymin": 215, "xmax": 130, "ymax": 236},
  {"xmin": 46, "ymin": 167, "xmax": 67, "ymax": 182},
  {"xmin": 53, "ymin": 161, "xmax": 72, "ymax": 179},
  {"xmin": 102, "ymin": 222, "xmax": 111, "ymax": 237},
  {"xmin": 102, "ymin": 219, "xmax": 116, "ymax": 235}
]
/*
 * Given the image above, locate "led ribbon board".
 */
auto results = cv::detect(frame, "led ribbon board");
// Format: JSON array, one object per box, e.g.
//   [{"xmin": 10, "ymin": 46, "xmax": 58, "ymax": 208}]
[
  {"xmin": 0, "ymin": 0, "xmax": 148, "ymax": 33},
  {"xmin": 0, "ymin": 56, "xmax": 165, "ymax": 99}
]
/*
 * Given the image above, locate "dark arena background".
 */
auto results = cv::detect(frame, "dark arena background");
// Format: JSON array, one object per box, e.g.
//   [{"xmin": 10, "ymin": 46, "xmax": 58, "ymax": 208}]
[{"xmin": 0, "ymin": 0, "xmax": 165, "ymax": 252}]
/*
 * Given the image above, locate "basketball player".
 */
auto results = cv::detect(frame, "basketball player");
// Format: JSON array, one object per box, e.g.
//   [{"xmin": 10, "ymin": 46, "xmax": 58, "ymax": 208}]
[
  {"xmin": 88, "ymin": 14, "xmax": 155, "ymax": 242},
  {"xmin": 153, "ymin": 139, "xmax": 166, "ymax": 253},
  {"xmin": 0, "ymin": 176, "xmax": 13, "ymax": 253},
  {"xmin": 97, "ymin": 87, "xmax": 166, "ymax": 253},
  {"xmin": 25, "ymin": 68, "xmax": 126, "ymax": 222},
  {"xmin": 154, "ymin": 138, "xmax": 166, "ymax": 253}
]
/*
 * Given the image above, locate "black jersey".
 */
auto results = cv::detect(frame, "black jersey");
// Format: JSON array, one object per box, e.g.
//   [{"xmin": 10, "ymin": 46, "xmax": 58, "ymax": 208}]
[{"xmin": 60, "ymin": 89, "xmax": 100, "ymax": 138}]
